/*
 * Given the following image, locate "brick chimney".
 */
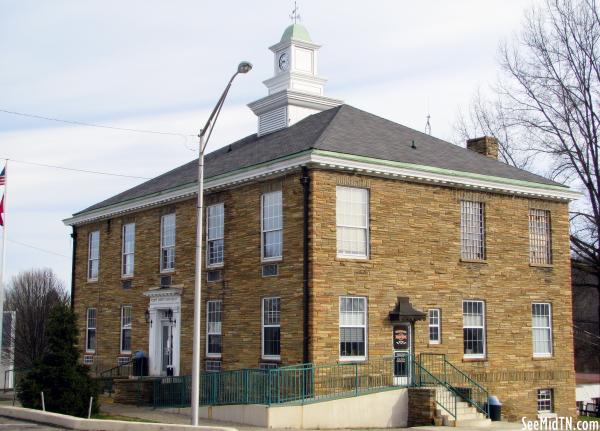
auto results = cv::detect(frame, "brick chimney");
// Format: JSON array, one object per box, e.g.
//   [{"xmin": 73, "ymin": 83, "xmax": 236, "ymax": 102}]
[{"xmin": 466, "ymin": 136, "xmax": 499, "ymax": 159}]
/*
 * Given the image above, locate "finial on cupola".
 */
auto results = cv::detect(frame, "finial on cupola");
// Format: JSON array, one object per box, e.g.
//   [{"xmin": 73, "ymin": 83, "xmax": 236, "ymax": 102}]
[{"xmin": 290, "ymin": 1, "xmax": 301, "ymax": 24}]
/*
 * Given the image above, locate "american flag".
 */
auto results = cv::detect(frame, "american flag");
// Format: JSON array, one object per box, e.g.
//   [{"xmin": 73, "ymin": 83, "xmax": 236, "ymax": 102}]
[{"xmin": 0, "ymin": 166, "xmax": 5, "ymax": 186}]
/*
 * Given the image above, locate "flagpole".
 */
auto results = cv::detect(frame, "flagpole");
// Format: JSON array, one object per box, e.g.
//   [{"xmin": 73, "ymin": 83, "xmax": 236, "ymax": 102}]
[{"xmin": 0, "ymin": 160, "xmax": 8, "ymax": 358}]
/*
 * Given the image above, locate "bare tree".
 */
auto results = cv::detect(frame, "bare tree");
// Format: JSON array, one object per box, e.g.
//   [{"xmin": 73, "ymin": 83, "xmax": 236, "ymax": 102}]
[
  {"xmin": 4, "ymin": 268, "xmax": 69, "ymax": 369},
  {"xmin": 456, "ymin": 0, "xmax": 600, "ymax": 333},
  {"xmin": 455, "ymin": 89, "xmax": 534, "ymax": 170}
]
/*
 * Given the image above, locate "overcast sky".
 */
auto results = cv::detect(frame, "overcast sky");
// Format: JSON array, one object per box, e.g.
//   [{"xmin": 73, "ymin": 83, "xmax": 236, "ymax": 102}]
[{"xmin": 0, "ymin": 0, "xmax": 538, "ymax": 287}]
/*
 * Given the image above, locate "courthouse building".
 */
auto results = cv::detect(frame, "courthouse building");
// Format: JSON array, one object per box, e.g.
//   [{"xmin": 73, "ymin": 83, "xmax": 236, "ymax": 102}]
[{"xmin": 64, "ymin": 23, "xmax": 580, "ymax": 420}]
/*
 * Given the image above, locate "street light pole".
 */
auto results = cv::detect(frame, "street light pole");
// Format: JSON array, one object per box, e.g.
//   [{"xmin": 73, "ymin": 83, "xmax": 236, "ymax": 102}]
[{"xmin": 191, "ymin": 62, "xmax": 252, "ymax": 426}]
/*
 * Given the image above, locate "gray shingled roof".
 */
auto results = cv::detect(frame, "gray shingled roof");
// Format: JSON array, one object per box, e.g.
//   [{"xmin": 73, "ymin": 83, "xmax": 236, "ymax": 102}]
[{"xmin": 76, "ymin": 104, "xmax": 561, "ymax": 215}]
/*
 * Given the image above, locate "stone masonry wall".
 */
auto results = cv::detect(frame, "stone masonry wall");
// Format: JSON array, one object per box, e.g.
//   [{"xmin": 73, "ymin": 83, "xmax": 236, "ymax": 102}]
[
  {"xmin": 74, "ymin": 172, "xmax": 305, "ymax": 375},
  {"xmin": 308, "ymin": 169, "xmax": 576, "ymax": 421}
]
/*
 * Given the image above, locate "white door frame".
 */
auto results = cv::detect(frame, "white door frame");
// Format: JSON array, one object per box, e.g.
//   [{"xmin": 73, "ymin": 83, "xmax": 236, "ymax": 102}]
[{"xmin": 144, "ymin": 287, "xmax": 182, "ymax": 376}]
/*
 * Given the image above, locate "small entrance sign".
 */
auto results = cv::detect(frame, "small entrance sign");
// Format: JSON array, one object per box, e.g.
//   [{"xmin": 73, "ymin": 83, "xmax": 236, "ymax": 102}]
[{"xmin": 393, "ymin": 325, "xmax": 409, "ymax": 350}]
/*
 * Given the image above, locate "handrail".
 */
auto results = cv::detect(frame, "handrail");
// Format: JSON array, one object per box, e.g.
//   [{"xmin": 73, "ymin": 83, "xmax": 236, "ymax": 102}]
[
  {"xmin": 99, "ymin": 358, "xmax": 135, "ymax": 378},
  {"xmin": 413, "ymin": 360, "xmax": 457, "ymax": 419},
  {"xmin": 419, "ymin": 353, "xmax": 489, "ymax": 417}
]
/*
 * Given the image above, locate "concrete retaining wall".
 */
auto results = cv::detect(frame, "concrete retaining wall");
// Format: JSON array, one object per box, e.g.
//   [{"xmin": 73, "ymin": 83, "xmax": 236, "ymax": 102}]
[{"xmin": 200, "ymin": 388, "xmax": 408, "ymax": 428}]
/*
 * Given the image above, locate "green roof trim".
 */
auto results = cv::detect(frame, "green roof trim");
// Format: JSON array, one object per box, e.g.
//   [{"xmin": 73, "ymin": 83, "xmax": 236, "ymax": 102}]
[
  {"xmin": 312, "ymin": 149, "xmax": 572, "ymax": 192},
  {"xmin": 280, "ymin": 24, "xmax": 312, "ymax": 42}
]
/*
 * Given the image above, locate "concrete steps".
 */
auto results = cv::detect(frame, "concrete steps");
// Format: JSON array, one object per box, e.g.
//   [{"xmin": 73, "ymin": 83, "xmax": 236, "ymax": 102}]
[{"xmin": 434, "ymin": 386, "xmax": 491, "ymax": 428}]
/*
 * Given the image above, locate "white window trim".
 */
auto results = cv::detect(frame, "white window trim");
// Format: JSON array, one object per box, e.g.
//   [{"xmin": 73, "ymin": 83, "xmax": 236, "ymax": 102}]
[
  {"xmin": 206, "ymin": 203, "xmax": 225, "ymax": 268},
  {"xmin": 336, "ymin": 186, "xmax": 369, "ymax": 259},
  {"xmin": 537, "ymin": 388, "xmax": 554, "ymax": 413},
  {"xmin": 529, "ymin": 209, "xmax": 552, "ymax": 265},
  {"xmin": 261, "ymin": 191, "xmax": 283, "ymax": 262},
  {"xmin": 428, "ymin": 308, "xmax": 441, "ymax": 345},
  {"xmin": 121, "ymin": 223, "xmax": 135, "ymax": 278},
  {"xmin": 460, "ymin": 200, "xmax": 486, "ymax": 261},
  {"xmin": 160, "ymin": 214, "xmax": 176, "ymax": 273},
  {"xmin": 120, "ymin": 305, "xmax": 132, "ymax": 354},
  {"xmin": 462, "ymin": 300, "xmax": 486, "ymax": 359},
  {"xmin": 339, "ymin": 296, "xmax": 368, "ymax": 362},
  {"xmin": 261, "ymin": 297, "xmax": 281, "ymax": 361},
  {"xmin": 86, "ymin": 308, "xmax": 96, "ymax": 353},
  {"xmin": 87, "ymin": 231, "xmax": 99, "ymax": 282},
  {"xmin": 532, "ymin": 302, "xmax": 553, "ymax": 358},
  {"xmin": 206, "ymin": 300, "xmax": 222, "ymax": 359}
]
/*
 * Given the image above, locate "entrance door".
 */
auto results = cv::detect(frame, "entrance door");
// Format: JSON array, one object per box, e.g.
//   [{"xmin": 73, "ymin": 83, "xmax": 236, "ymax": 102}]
[
  {"xmin": 392, "ymin": 323, "xmax": 411, "ymax": 386},
  {"xmin": 160, "ymin": 320, "xmax": 173, "ymax": 374}
]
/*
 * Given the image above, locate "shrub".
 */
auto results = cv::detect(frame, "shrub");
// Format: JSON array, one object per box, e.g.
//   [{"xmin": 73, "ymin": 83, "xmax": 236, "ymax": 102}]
[{"xmin": 17, "ymin": 304, "xmax": 98, "ymax": 417}]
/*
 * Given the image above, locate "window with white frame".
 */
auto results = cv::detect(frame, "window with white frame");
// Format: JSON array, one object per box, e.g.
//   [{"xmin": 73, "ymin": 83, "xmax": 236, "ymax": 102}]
[
  {"xmin": 463, "ymin": 300, "xmax": 485, "ymax": 358},
  {"xmin": 207, "ymin": 204, "xmax": 224, "ymax": 267},
  {"xmin": 86, "ymin": 308, "xmax": 97, "ymax": 353},
  {"xmin": 205, "ymin": 360, "xmax": 221, "ymax": 372},
  {"xmin": 160, "ymin": 214, "xmax": 176, "ymax": 271},
  {"xmin": 460, "ymin": 201, "xmax": 485, "ymax": 260},
  {"xmin": 83, "ymin": 355, "xmax": 94, "ymax": 365},
  {"xmin": 529, "ymin": 209, "xmax": 552, "ymax": 265},
  {"xmin": 122, "ymin": 223, "xmax": 135, "ymax": 277},
  {"xmin": 117, "ymin": 356, "xmax": 130, "ymax": 366},
  {"xmin": 261, "ymin": 191, "xmax": 283, "ymax": 260},
  {"xmin": 532, "ymin": 303, "xmax": 552, "ymax": 357},
  {"xmin": 428, "ymin": 309, "xmax": 441, "ymax": 344},
  {"xmin": 339, "ymin": 297, "xmax": 367, "ymax": 360},
  {"xmin": 206, "ymin": 300, "xmax": 222, "ymax": 357},
  {"xmin": 336, "ymin": 187, "xmax": 369, "ymax": 258},
  {"xmin": 537, "ymin": 389, "xmax": 553, "ymax": 413},
  {"xmin": 120, "ymin": 306, "xmax": 132, "ymax": 353},
  {"xmin": 87, "ymin": 231, "xmax": 100, "ymax": 280},
  {"xmin": 262, "ymin": 297, "xmax": 280, "ymax": 359}
]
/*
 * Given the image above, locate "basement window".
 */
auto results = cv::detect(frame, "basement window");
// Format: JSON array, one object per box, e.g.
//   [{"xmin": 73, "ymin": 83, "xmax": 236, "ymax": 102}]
[{"xmin": 205, "ymin": 360, "xmax": 221, "ymax": 373}]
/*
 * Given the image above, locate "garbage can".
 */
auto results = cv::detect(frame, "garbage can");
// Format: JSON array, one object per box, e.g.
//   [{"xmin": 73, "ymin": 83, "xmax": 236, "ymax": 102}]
[
  {"xmin": 487, "ymin": 396, "xmax": 502, "ymax": 421},
  {"xmin": 133, "ymin": 351, "xmax": 148, "ymax": 377}
]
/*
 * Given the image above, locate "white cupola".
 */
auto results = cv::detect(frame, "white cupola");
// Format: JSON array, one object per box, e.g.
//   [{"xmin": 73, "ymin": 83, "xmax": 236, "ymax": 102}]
[{"xmin": 248, "ymin": 23, "xmax": 343, "ymax": 136}]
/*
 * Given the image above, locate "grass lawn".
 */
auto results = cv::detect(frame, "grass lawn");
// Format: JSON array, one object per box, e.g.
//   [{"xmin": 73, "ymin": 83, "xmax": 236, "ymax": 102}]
[
  {"xmin": 579, "ymin": 416, "xmax": 600, "ymax": 423},
  {"xmin": 92, "ymin": 413, "xmax": 158, "ymax": 423}
]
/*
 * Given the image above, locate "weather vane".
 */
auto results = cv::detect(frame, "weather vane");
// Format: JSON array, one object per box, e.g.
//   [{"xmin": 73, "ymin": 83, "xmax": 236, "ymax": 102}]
[{"xmin": 290, "ymin": 1, "xmax": 301, "ymax": 24}]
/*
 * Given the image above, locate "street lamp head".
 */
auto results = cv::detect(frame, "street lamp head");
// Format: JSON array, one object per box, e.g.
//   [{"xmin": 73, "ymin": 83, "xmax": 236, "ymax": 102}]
[{"xmin": 237, "ymin": 61, "xmax": 253, "ymax": 74}]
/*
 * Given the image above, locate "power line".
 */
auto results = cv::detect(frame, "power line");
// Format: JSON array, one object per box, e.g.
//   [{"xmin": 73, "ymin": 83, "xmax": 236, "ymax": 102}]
[
  {"xmin": 7, "ymin": 239, "xmax": 70, "ymax": 259},
  {"xmin": 0, "ymin": 108, "xmax": 197, "ymax": 138},
  {"xmin": 3, "ymin": 158, "xmax": 152, "ymax": 180}
]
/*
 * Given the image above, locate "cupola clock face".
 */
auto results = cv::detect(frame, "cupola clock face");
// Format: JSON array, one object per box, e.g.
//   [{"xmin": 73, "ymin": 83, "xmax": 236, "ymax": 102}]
[{"xmin": 278, "ymin": 51, "xmax": 289, "ymax": 71}]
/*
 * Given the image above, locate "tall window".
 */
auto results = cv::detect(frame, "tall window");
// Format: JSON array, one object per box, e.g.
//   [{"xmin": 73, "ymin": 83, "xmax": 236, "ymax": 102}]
[
  {"xmin": 160, "ymin": 214, "xmax": 176, "ymax": 271},
  {"xmin": 428, "ymin": 309, "xmax": 441, "ymax": 344},
  {"xmin": 529, "ymin": 209, "xmax": 552, "ymax": 265},
  {"xmin": 537, "ymin": 389, "xmax": 553, "ymax": 413},
  {"xmin": 86, "ymin": 308, "xmax": 97, "ymax": 353},
  {"xmin": 206, "ymin": 204, "xmax": 224, "ymax": 267},
  {"xmin": 460, "ymin": 201, "xmax": 485, "ymax": 260},
  {"xmin": 532, "ymin": 303, "xmax": 552, "ymax": 357},
  {"xmin": 122, "ymin": 223, "xmax": 135, "ymax": 277},
  {"xmin": 336, "ymin": 186, "xmax": 369, "ymax": 258},
  {"xmin": 339, "ymin": 297, "xmax": 367, "ymax": 360},
  {"xmin": 261, "ymin": 191, "xmax": 282, "ymax": 260},
  {"xmin": 120, "ymin": 306, "xmax": 132, "ymax": 353},
  {"xmin": 206, "ymin": 300, "xmax": 222, "ymax": 357},
  {"xmin": 262, "ymin": 297, "xmax": 280, "ymax": 359},
  {"xmin": 463, "ymin": 300, "xmax": 485, "ymax": 358},
  {"xmin": 87, "ymin": 231, "xmax": 100, "ymax": 281}
]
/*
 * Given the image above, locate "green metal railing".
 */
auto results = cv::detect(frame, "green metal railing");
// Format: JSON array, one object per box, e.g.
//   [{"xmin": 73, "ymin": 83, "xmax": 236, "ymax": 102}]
[
  {"xmin": 419, "ymin": 353, "xmax": 489, "ymax": 417},
  {"xmin": 153, "ymin": 356, "xmax": 409, "ymax": 408},
  {"xmin": 413, "ymin": 360, "xmax": 457, "ymax": 419}
]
